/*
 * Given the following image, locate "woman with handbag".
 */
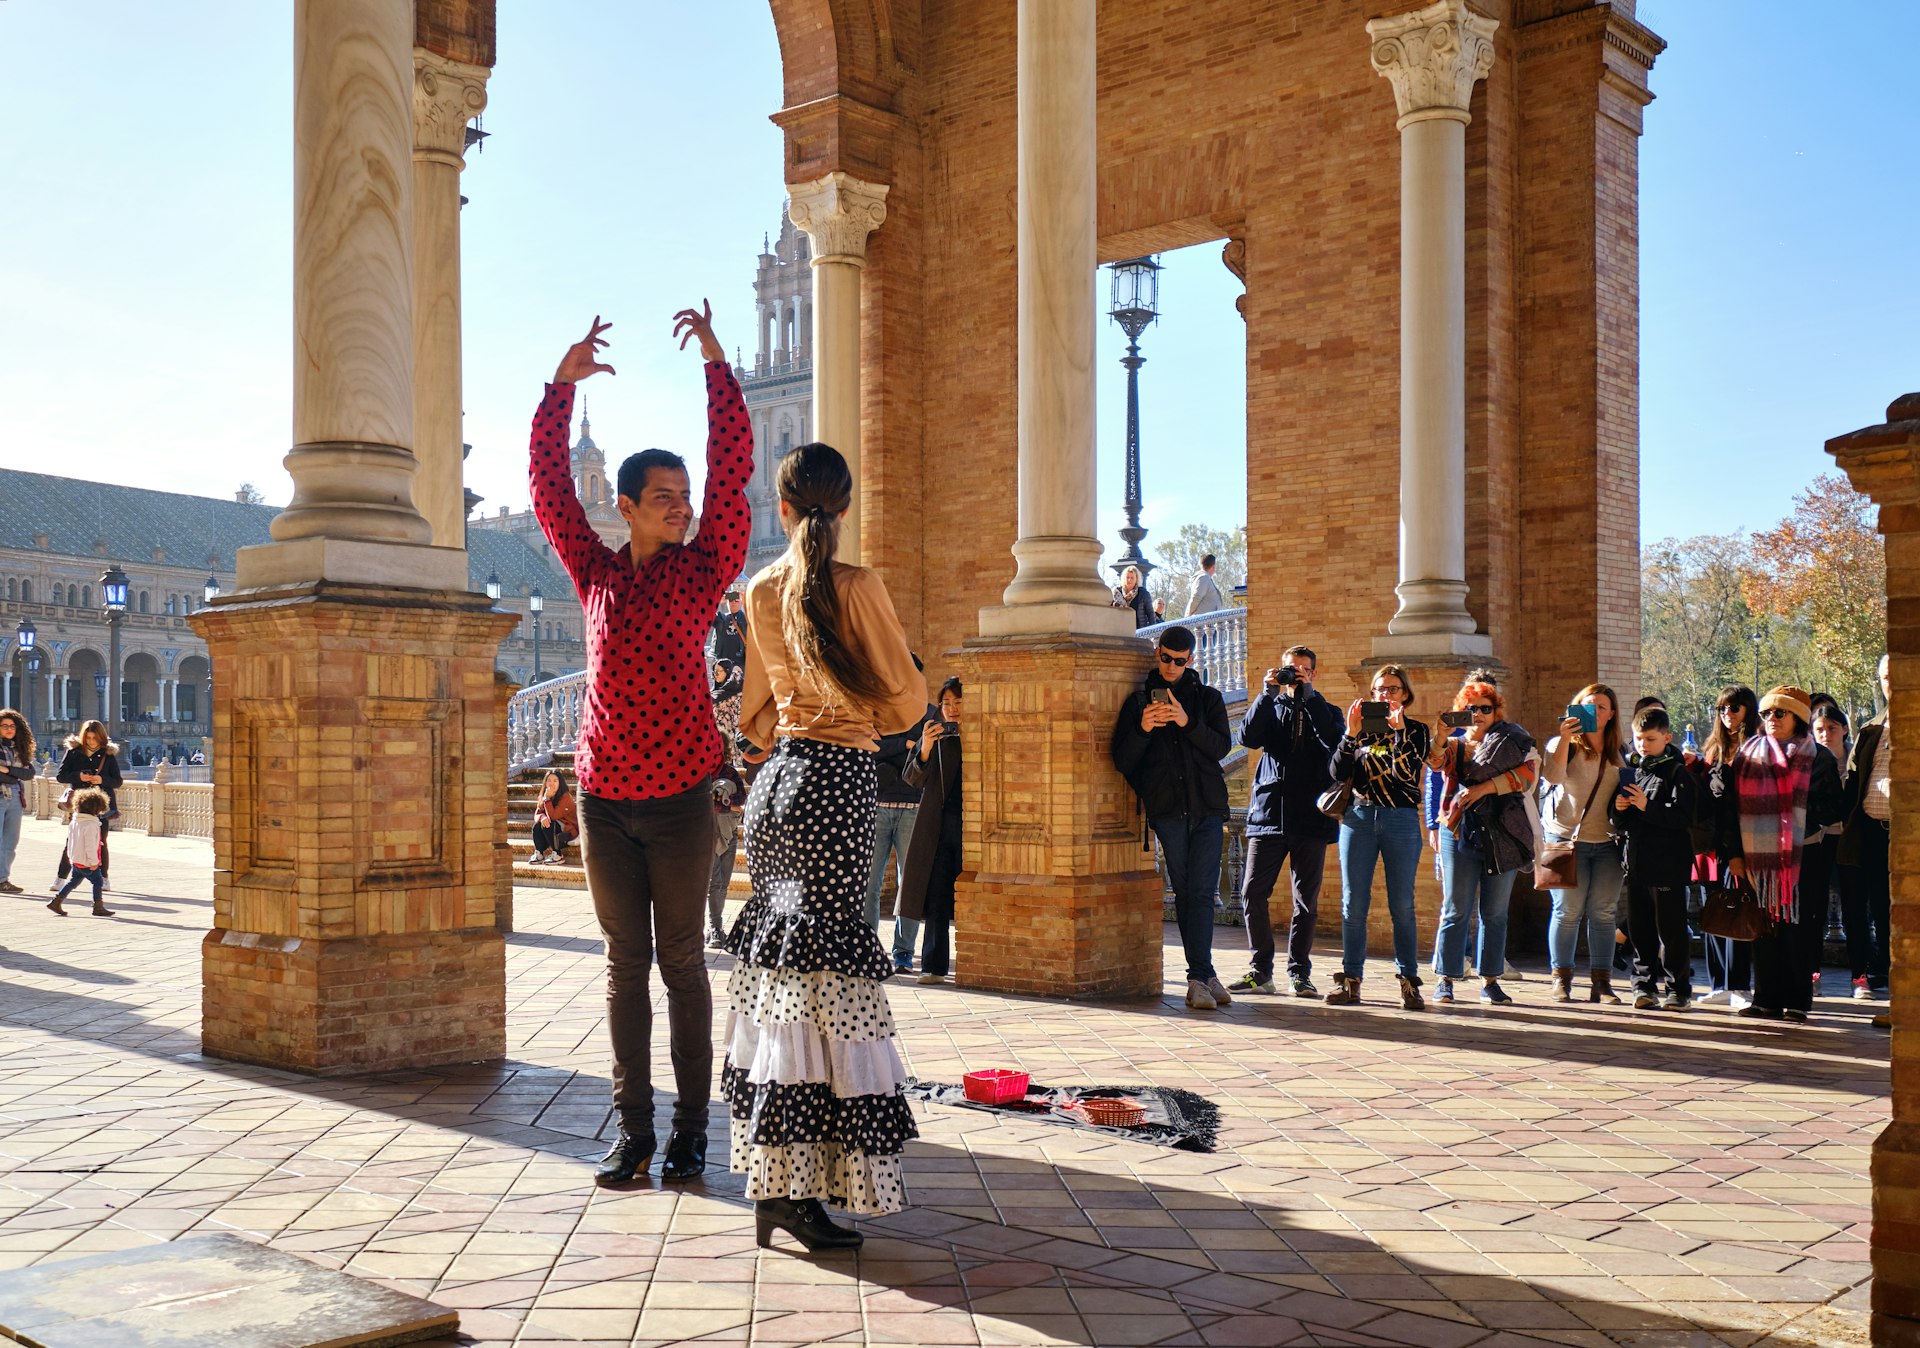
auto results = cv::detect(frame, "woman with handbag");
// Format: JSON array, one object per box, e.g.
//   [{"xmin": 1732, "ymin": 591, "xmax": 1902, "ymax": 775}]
[
  {"xmin": 1716, "ymin": 687, "xmax": 1845, "ymax": 1022},
  {"xmin": 1540, "ymin": 684, "xmax": 1626, "ymax": 1004},
  {"xmin": 1326, "ymin": 665, "xmax": 1431, "ymax": 1010},
  {"xmin": 1693, "ymin": 687, "xmax": 1760, "ymax": 1006},
  {"xmin": 1425, "ymin": 680, "xmax": 1537, "ymax": 1005}
]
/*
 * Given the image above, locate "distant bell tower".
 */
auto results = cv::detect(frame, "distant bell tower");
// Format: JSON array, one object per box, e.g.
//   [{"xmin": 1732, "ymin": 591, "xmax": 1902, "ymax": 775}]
[
  {"xmin": 572, "ymin": 411, "xmax": 607, "ymax": 506},
  {"xmin": 739, "ymin": 203, "xmax": 816, "ymax": 576}
]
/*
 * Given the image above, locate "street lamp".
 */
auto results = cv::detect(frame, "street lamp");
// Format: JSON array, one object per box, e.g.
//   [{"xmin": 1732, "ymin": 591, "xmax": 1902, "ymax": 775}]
[
  {"xmin": 100, "ymin": 565, "xmax": 128, "ymax": 742},
  {"xmin": 1107, "ymin": 256, "xmax": 1161, "ymax": 582},
  {"xmin": 14, "ymin": 619, "xmax": 35, "ymax": 745},
  {"xmin": 204, "ymin": 572, "xmax": 220, "ymax": 607},
  {"xmin": 529, "ymin": 587, "xmax": 545, "ymax": 682},
  {"xmin": 1750, "ymin": 626, "xmax": 1765, "ymax": 693},
  {"xmin": 485, "ymin": 572, "xmax": 502, "ymax": 603},
  {"xmin": 93, "ymin": 673, "xmax": 106, "ymax": 721}
]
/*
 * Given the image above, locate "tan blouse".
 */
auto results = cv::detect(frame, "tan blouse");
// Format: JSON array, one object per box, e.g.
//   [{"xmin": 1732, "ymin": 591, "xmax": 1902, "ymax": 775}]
[{"xmin": 740, "ymin": 559, "xmax": 928, "ymax": 750}]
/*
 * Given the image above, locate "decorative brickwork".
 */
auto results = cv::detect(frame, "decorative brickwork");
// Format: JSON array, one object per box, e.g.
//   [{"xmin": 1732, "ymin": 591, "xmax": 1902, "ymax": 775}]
[
  {"xmin": 950, "ymin": 639, "xmax": 1163, "ymax": 998},
  {"xmin": 189, "ymin": 583, "xmax": 517, "ymax": 1074}
]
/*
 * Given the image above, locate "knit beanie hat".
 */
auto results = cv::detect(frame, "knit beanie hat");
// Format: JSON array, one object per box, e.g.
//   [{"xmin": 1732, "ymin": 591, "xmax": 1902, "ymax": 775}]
[{"xmin": 1759, "ymin": 686, "xmax": 1813, "ymax": 728}]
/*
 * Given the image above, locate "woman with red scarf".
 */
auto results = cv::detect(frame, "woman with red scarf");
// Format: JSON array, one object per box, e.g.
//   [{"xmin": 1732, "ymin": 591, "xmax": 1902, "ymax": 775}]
[{"xmin": 1713, "ymin": 686, "xmax": 1843, "ymax": 1022}]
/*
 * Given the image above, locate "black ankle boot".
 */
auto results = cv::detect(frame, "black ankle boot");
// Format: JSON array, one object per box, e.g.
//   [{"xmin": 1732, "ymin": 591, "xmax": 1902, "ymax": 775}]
[
  {"xmin": 659, "ymin": 1130, "xmax": 707, "ymax": 1181},
  {"xmin": 755, "ymin": 1197, "xmax": 863, "ymax": 1252},
  {"xmin": 593, "ymin": 1129, "xmax": 655, "ymax": 1186}
]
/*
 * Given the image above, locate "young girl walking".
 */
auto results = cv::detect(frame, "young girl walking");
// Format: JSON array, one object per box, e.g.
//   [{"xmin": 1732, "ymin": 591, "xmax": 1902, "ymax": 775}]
[
  {"xmin": 48, "ymin": 788, "xmax": 113, "ymax": 917},
  {"xmin": 729, "ymin": 441, "xmax": 928, "ymax": 1252}
]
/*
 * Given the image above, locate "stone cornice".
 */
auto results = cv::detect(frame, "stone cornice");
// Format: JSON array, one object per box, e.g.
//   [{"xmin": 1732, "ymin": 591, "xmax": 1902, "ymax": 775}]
[
  {"xmin": 1367, "ymin": 0, "xmax": 1499, "ymax": 128},
  {"xmin": 787, "ymin": 173, "xmax": 890, "ymax": 266},
  {"xmin": 413, "ymin": 48, "xmax": 490, "ymax": 166},
  {"xmin": 1829, "ymin": 394, "xmax": 1920, "ymax": 514}
]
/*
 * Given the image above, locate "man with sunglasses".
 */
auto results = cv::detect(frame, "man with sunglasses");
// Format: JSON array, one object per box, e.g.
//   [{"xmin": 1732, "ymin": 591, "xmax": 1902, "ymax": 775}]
[{"xmin": 1112, "ymin": 626, "xmax": 1234, "ymax": 1010}]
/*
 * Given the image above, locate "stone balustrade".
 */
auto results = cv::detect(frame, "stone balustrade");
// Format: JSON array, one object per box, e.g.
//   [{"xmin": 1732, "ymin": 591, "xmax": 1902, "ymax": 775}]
[
  {"xmin": 506, "ymin": 671, "xmax": 588, "ymax": 775},
  {"xmin": 1138, "ymin": 606, "xmax": 1249, "ymax": 701},
  {"xmin": 25, "ymin": 769, "xmax": 214, "ymax": 839}
]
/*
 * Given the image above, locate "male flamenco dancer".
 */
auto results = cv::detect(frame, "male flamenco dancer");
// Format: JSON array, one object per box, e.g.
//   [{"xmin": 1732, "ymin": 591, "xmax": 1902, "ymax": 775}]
[{"xmin": 529, "ymin": 305, "xmax": 753, "ymax": 1184}]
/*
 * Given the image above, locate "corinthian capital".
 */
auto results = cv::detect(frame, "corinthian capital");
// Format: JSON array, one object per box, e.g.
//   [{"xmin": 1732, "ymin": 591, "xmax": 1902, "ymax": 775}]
[
  {"xmin": 787, "ymin": 173, "xmax": 890, "ymax": 266},
  {"xmin": 413, "ymin": 48, "xmax": 490, "ymax": 165},
  {"xmin": 1366, "ymin": 0, "xmax": 1497, "ymax": 127}
]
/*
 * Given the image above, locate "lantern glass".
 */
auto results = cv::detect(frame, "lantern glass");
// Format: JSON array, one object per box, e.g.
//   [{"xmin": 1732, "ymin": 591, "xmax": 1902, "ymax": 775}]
[
  {"xmin": 529, "ymin": 587, "xmax": 544, "ymax": 614},
  {"xmin": 93, "ymin": 673, "xmax": 106, "ymax": 697},
  {"xmin": 204, "ymin": 573, "xmax": 220, "ymax": 604},
  {"xmin": 100, "ymin": 566, "xmax": 129, "ymax": 613},
  {"xmin": 1108, "ymin": 256, "xmax": 1161, "ymax": 327},
  {"xmin": 15, "ymin": 619, "xmax": 34, "ymax": 651},
  {"xmin": 485, "ymin": 572, "xmax": 502, "ymax": 602}
]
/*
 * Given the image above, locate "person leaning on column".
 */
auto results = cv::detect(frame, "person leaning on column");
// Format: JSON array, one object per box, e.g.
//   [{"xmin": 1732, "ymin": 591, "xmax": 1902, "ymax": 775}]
[{"xmin": 527, "ymin": 306, "xmax": 754, "ymax": 1187}]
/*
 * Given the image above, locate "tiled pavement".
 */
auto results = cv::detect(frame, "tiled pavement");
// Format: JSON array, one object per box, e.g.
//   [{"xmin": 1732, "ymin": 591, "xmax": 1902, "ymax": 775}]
[{"xmin": 0, "ymin": 820, "xmax": 1879, "ymax": 1348}]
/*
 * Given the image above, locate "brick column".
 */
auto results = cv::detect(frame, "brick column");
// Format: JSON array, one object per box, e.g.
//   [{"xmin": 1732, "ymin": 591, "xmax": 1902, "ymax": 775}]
[
  {"xmin": 952, "ymin": 0, "xmax": 1161, "ymax": 1000},
  {"xmin": 1828, "ymin": 394, "xmax": 1920, "ymax": 1347},
  {"xmin": 788, "ymin": 173, "xmax": 888, "ymax": 565}
]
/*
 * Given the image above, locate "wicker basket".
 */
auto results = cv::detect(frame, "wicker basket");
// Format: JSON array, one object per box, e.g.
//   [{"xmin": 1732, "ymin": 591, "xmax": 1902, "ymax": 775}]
[
  {"xmin": 963, "ymin": 1069, "xmax": 1031, "ymax": 1105},
  {"xmin": 1080, "ymin": 1096, "xmax": 1147, "ymax": 1128}
]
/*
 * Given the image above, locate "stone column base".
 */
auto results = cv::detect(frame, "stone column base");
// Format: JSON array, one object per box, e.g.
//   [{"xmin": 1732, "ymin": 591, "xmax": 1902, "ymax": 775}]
[
  {"xmin": 189, "ymin": 581, "xmax": 518, "ymax": 1075},
  {"xmin": 202, "ymin": 927, "xmax": 504, "ymax": 1074},
  {"xmin": 951, "ymin": 633, "xmax": 1163, "ymax": 999}
]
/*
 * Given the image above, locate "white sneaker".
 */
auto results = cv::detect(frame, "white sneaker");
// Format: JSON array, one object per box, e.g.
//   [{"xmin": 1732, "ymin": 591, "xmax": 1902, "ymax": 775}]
[
  {"xmin": 1185, "ymin": 980, "xmax": 1217, "ymax": 1011},
  {"xmin": 1698, "ymin": 988, "xmax": 1731, "ymax": 1006},
  {"xmin": 1205, "ymin": 977, "xmax": 1233, "ymax": 1007},
  {"xmin": 1729, "ymin": 992, "xmax": 1753, "ymax": 1011}
]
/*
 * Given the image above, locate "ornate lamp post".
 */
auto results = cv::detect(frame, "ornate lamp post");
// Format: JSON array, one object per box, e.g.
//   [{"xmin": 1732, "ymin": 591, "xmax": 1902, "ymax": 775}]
[
  {"xmin": 1107, "ymin": 256, "xmax": 1162, "ymax": 581},
  {"xmin": 1751, "ymin": 626, "xmax": 1765, "ymax": 693},
  {"xmin": 484, "ymin": 572, "xmax": 502, "ymax": 603},
  {"xmin": 14, "ymin": 619, "xmax": 35, "ymax": 746},
  {"xmin": 529, "ymin": 586, "xmax": 545, "ymax": 682},
  {"xmin": 203, "ymin": 572, "xmax": 220, "ymax": 608},
  {"xmin": 100, "ymin": 566, "xmax": 128, "ymax": 742},
  {"xmin": 93, "ymin": 673, "xmax": 107, "ymax": 721}
]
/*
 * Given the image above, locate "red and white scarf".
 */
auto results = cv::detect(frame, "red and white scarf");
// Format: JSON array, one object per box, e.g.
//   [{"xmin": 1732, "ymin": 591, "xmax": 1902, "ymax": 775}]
[{"xmin": 1734, "ymin": 732, "xmax": 1812, "ymax": 921}]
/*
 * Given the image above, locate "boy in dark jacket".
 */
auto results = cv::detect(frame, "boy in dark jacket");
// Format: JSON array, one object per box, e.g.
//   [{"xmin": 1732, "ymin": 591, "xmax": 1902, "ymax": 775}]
[
  {"xmin": 1611, "ymin": 707, "xmax": 1701, "ymax": 1010},
  {"xmin": 1111, "ymin": 625, "xmax": 1233, "ymax": 1011}
]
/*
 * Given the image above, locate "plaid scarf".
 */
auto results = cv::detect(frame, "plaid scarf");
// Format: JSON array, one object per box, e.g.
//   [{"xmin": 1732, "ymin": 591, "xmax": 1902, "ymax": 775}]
[{"xmin": 1734, "ymin": 732, "xmax": 1812, "ymax": 921}]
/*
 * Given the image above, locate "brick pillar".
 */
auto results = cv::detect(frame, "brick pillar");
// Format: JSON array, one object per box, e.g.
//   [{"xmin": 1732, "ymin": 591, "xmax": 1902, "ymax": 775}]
[
  {"xmin": 952, "ymin": 638, "xmax": 1162, "ymax": 997},
  {"xmin": 492, "ymin": 669, "xmax": 517, "ymax": 935},
  {"xmin": 190, "ymin": 590, "xmax": 517, "ymax": 1073},
  {"xmin": 1827, "ymin": 395, "xmax": 1920, "ymax": 1347}
]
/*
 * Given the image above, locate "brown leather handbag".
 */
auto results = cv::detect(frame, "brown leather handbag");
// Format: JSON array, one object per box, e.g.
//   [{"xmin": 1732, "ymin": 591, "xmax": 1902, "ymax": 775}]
[
  {"xmin": 1700, "ymin": 880, "xmax": 1773, "ymax": 941},
  {"xmin": 1533, "ymin": 768, "xmax": 1607, "ymax": 891}
]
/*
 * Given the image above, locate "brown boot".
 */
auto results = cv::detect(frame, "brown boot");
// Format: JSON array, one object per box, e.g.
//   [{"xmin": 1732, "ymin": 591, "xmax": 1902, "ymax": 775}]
[
  {"xmin": 1589, "ymin": 969, "xmax": 1623, "ymax": 1005},
  {"xmin": 1324, "ymin": 973, "xmax": 1361, "ymax": 1006},
  {"xmin": 1552, "ymin": 968, "xmax": 1573, "ymax": 1003},
  {"xmin": 1397, "ymin": 974, "xmax": 1425, "ymax": 1011}
]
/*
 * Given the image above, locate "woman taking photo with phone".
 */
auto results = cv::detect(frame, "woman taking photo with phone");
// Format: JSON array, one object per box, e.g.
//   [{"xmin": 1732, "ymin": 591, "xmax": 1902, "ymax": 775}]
[
  {"xmin": 1424, "ymin": 680, "xmax": 1537, "ymax": 1005},
  {"xmin": 1693, "ymin": 686, "xmax": 1760, "ymax": 1005},
  {"xmin": 902, "ymin": 677, "xmax": 965, "ymax": 986},
  {"xmin": 1541, "ymin": 684, "xmax": 1625, "ymax": 1004},
  {"xmin": 1714, "ymin": 687, "xmax": 1844, "ymax": 1022}
]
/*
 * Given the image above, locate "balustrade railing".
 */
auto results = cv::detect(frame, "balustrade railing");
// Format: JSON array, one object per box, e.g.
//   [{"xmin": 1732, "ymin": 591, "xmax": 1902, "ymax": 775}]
[
  {"xmin": 24, "ymin": 769, "xmax": 214, "ymax": 839},
  {"xmin": 507, "ymin": 671, "xmax": 589, "ymax": 776},
  {"xmin": 1137, "ymin": 606, "xmax": 1248, "ymax": 702}
]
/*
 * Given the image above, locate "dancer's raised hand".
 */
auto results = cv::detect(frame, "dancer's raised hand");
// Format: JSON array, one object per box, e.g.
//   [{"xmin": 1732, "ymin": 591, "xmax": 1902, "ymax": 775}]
[
  {"xmin": 554, "ymin": 316, "xmax": 616, "ymax": 384},
  {"xmin": 673, "ymin": 300, "xmax": 726, "ymax": 364}
]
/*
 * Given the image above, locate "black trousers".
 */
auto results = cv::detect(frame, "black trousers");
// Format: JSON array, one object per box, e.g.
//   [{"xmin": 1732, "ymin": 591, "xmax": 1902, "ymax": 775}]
[
  {"xmin": 1842, "ymin": 818, "xmax": 1891, "ymax": 985},
  {"xmin": 532, "ymin": 821, "xmax": 575, "ymax": 854},
  {"xmin": 1752, "ymin": 841, "xmax": 1835, "ymax": 1015},
  {"xmin": 1239, "ymin": 834, "xmax": 1328, "ymax": 981},
  {"xmin": 920, "ymin": 813, "xmax": 962, "ymax": 977},
  {"xmin": 581, "ymin": 784, "xmax": 716, "ymax": 1133},
  {"xmin": 1627, "ymin": 875, "xmax": 1691, "ymax": 997}
]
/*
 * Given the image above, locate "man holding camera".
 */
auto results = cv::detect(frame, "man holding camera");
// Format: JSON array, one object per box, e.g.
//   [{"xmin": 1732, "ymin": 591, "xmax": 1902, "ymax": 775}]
[
  {"xmin": 1230, "ymin": 644, "xmax": 1344, "ymax": 998},
  {"xmin": 1112, "ymin": 625, "xmax": 1234, "ymax": 1010}
]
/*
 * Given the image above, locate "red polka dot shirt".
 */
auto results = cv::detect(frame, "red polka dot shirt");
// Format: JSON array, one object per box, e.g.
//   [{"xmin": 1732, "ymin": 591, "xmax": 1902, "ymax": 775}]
[{"xmin": 529, "ymin": 362, "xmax": 754, "ymax": 800}]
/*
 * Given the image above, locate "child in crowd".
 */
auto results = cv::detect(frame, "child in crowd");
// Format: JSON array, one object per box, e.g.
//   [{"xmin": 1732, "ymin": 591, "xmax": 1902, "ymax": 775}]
[
  {"xmin": 48, "ymin": 788, "xmax": 113, "ymax": 917},
  {"xmin": 1612, "ymin": 707, "xmax": 1698, "ymax": 1009}
]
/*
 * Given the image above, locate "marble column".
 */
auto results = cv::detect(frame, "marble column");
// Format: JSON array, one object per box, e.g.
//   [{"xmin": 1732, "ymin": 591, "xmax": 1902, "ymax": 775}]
[
  {"xmin": 237, "ymin": 0, "xmax": 463, "ymax": 593},
  {"xmin": 982, "ymin": 0, "xmax": 1135, "ymax": 639},
  {"xmin": 1366, "ymin": 0, "xmax": 1496, "ymax": 660},
  {"xmin": 788, "ymin": 173, "xmax": 888, "ymax": 565},
  {"xmin": 412, "ymin": 48, "xmax": 489, "ymax": 554}
]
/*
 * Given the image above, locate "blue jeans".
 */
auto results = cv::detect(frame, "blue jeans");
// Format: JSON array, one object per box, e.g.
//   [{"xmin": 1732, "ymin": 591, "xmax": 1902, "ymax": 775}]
[
  {"xmin": 0, "ymin": 791, "xmax": 20, "ymax": 885},
  {"xmin": 1338, "ymin": 803, "xmax": 1422, "ymax": 980},
  {"xmin": 866, "ymin": 804, "xmax": 921, "ymax": 966},
  {"xmin": 1433, "ymin": 832, "xmax": 1517, "ymax": 978},
  {"xmin": 1548, "ymin": 839, "xmax": 1624, "ymax": 972},
  {"xmin": 1152, "ymin": 814, "xmax": 1225, "ymax": 984}
]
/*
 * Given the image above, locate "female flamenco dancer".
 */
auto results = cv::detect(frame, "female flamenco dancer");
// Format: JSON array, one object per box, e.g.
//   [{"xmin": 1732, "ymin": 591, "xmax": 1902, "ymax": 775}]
[{"xmin": 730, "ymin": 440, "xmax": 928, "ymax": 1252}]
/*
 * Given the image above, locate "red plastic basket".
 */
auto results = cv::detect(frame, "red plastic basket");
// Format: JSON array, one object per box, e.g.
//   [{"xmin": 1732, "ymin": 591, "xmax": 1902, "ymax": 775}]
[{"xmin": 963, "ymin": 1069, "xmax": 1031, "ymax": 1105}]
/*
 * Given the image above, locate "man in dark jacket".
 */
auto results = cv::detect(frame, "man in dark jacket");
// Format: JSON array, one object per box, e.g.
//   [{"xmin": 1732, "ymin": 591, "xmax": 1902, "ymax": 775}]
[
  {"xmin": 870, "ymin": 662, "xmax": 936, "ymax": 974},
  {"xmin": 1111, "ymin": 625, "xmax": 1233, "ymax": 1010},
  {"xmin": 1610, "ymin": 707, "xmax": 1700, "ymax": 1009},
  {"xmin": 1228, "ymin": 644, "xmax": 1343, "ymax": 998},
  {"xmin": 1838, "ymin": 653, "xmax": 1892, "ymax": 999}
]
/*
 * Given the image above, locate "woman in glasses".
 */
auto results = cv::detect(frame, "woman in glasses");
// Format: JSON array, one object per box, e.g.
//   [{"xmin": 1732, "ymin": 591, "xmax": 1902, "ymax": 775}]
[
  {"xmin": 1424, "ymin": 681, "xmax": 1537, "ymax": 1005},
  {"xmin": 1714, "ymin": 687, "xmax": 1844, "ymax": 1022},
  {"xmin": 1541, "ymin": 684, "xmax": 1626, "ymax": 1004},
  {"xmin": 1693, "ymin": 686, "xmax": 1760, "ymax": 1005}
]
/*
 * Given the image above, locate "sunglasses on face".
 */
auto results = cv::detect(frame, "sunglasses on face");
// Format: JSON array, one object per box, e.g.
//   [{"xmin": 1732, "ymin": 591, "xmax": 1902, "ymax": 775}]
[
  {"xmin": 1463, "ymin": 704, "xmax": 1496, "ymax": 716},
  {"xmin": 1156, "ymin": 652, "xmax": 1189, "ymax": 668},
  {"xmin": 1759, "ymin": 708, "xmax": 1793, "ymax": 720}
]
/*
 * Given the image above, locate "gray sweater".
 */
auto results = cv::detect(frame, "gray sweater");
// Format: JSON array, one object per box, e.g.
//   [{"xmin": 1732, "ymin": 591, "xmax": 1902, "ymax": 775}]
[{"xmin": 1541, "ymin": 738, "xmax": 1619, "ymax": 845}]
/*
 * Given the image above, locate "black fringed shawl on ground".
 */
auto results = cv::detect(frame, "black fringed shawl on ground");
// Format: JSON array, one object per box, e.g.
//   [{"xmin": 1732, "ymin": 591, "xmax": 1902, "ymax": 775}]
[{"xmin": 902, "ymin": 1079, "xmax": 1222, "ymax": 1152}]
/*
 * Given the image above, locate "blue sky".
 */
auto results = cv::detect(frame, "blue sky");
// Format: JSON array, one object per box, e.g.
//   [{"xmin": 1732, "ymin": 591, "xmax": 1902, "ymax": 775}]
[{"xmin": 0, "ymin": 2, "xmax": 1911, "ymax": 566}]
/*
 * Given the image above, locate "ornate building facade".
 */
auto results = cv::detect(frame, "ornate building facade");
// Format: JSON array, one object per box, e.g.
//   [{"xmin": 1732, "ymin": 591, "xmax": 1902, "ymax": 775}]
[{"xmin": 738, "ymin": 210, "xmax": 813, "ymax": 576}]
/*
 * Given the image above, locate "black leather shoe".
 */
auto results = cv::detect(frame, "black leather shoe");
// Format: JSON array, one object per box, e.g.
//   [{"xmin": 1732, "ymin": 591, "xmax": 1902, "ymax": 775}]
[
  {"xmin": 659, "ymin": 1130, "xmax": 707, "ymax": 1181},
  {"xmin": 593, "ymin": 1130, "xmax": 655, "ymax": 1186},
  {"xmin": 755, "ymin": 1197, "xmax": 863, "ymax": 1251}
]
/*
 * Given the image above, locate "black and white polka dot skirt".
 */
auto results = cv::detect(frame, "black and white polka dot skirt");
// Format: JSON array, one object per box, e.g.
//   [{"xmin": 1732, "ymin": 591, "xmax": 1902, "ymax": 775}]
[{"xmin": 722, "ymin": 737, "xmax": 915, "ymax": 1214}]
